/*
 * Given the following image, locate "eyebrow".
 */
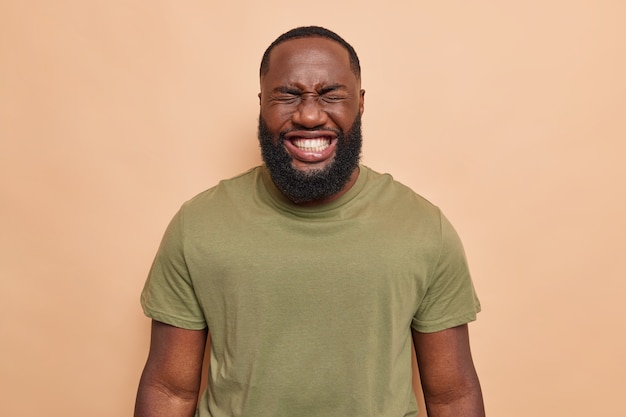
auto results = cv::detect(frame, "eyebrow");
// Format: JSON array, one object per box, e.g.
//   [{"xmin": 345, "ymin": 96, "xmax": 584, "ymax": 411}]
[
  {"xmin": 274, "ymin": 86, "xmax": 302, "ymax": 94},
  {"xmin": 273, "ymin": 84, "xmax": 348, "ymax": 95},
  {"xmin": 318, "ymin": 84, "xmax": 347, "ymax": 94}
]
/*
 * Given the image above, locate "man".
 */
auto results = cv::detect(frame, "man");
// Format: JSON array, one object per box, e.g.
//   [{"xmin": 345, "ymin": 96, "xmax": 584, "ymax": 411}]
[{"xmin": 135, "ymin": 26, "xmax": 484, "ymax": 417}]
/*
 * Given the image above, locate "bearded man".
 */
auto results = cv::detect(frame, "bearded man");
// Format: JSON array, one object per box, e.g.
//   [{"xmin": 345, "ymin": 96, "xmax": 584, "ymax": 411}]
[{"xmin": 135, "ymin": 26, "xmax": 485, "ymax": 417}]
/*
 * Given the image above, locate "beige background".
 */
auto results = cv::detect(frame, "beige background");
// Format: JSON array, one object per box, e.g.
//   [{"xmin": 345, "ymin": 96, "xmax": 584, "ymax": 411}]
[{"xmin": 1, "ymin": 1, "xmax": 625, "ymax": 416}]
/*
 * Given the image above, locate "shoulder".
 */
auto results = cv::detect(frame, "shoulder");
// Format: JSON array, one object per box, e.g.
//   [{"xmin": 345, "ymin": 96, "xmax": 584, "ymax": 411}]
[
  {"xmin": 182, "ymin": 166, "xmax": 261, "ymax": 208},
  {"xmin": 360, "ymin": 165, "xmax": 442, "ymax": 220},
  {"xmin": 170, "ymin": 166, "xmax": 263, "ymax": 230}
]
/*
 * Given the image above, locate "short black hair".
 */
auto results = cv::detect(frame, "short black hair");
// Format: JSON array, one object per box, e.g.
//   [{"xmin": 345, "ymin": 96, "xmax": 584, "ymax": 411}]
[{"xmin": 259, "ymin": 26, "xmax": 361, "ymax": 80}]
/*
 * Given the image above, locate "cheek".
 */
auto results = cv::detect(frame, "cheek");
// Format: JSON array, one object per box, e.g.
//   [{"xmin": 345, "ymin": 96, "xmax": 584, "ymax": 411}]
[
  {"xmin": 261, "ymin": 107, "xmax": 294, "ymax": 131},
  {"xmin": 327, "ymin": 108, "xmax": 360, "ymax": 131}
]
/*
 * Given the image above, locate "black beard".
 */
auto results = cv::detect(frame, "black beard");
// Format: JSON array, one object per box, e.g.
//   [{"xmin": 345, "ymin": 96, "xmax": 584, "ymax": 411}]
[{"xmin": 258, "ymin": 115, "xmax": 362, "ymax": 204}]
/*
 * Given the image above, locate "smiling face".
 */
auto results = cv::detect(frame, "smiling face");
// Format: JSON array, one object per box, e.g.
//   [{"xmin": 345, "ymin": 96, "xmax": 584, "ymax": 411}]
[{"xmin": 258, "ymin": 36, "xmax": 365, "ymax": 205}]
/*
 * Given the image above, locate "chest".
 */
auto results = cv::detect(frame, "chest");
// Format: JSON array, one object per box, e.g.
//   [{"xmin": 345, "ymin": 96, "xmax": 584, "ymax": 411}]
[{"xmin": 185, "ymin": 213, "xmax": 439, "ymax": 332}]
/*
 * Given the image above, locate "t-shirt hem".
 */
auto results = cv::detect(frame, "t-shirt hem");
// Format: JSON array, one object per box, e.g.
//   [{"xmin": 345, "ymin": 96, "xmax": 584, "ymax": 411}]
[
  {"xmin": 411, "ymin": 309, "xmax": 480, "ymax": 334},
  {"xmin": 142, "ymin": 306, "xmax": 207, "ymax": 330}
]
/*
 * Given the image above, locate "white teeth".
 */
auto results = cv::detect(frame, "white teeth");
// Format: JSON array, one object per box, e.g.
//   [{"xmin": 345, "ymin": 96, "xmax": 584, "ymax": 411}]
[{"xmin": 292, "ymin": 138, "xmax": 330, "ymax": 152}]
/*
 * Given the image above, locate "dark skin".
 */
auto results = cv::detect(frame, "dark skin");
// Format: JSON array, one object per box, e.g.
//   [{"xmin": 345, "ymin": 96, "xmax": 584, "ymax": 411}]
[
  {"xmin": 413, "ymin": 326, "xmax": 485, "ymax": 416},
  {"xmin": 258, "ymin": 37, "xmax": 365, "ymax": 205},
  {"xmin": 134, "ymin": 37, "xmax": 485, "ymax": 417},
  {"xmin": 134, "ymin": 321, "xmax": 207, "ymax": 417}
]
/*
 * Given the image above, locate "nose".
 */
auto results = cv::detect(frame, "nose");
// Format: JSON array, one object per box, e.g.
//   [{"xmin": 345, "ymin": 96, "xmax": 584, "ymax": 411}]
[{"xmin": 292, "ymin": 95, "xmax": 328, "ymax": 128}]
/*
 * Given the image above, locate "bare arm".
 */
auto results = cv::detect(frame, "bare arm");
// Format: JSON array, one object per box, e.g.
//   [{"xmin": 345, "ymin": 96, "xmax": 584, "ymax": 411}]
[
  {"xmin": 135, "ymin": 320, "xmax": 208, "ymax": 417},
  {"xmin": 412, "ymin": 324, "xmax": 485, "ymax": 417}
]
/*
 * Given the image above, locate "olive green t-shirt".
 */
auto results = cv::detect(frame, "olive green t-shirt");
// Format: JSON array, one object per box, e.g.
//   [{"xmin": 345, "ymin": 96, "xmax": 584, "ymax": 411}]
[{"xmin": 141, "ymin": 165, "xmax": 480, "ymax": 417}]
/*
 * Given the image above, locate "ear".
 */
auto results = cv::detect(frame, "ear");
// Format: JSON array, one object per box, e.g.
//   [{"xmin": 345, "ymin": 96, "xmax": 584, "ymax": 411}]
[
  {"xmin": 359, "ymin": 89, "xmax": 365, "ymax": 115},
  {"xmin": 258, "ymin": 92, "xmax": 262, "ymax": 105}
]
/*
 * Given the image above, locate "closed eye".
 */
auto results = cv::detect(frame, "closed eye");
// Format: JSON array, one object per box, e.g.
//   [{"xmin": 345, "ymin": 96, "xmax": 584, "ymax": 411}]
[
  {"xmin": 319, "ymin": 85, "xmax": 348, "ymax": 103},
  {"xmin": 321, "ymin": 94, "xmax": 346, "ymax": 103},
  {"xmin": 272, "ymin": 87, "xmax": 302, "ymax": 104},
  {"xmin": 274, "ymin": 95, "xmax": 299, "ymax": 104}
]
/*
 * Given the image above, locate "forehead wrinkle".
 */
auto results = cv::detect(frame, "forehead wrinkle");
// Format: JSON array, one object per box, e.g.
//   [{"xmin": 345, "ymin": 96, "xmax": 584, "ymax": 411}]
[
  {"xmin": 275, "ymin": 81, "xmax": 349, "ymax": 92},
  {"xmin": 260, "ymin": 39, "xmax": 361, "ymax": 96},
  {"xmin": 270, "ymin": 63, "xmax": 353, "ymax": 91},
  {"xmin": 265, "ymin": 39, "xmax": 354, "ymax": 74}
]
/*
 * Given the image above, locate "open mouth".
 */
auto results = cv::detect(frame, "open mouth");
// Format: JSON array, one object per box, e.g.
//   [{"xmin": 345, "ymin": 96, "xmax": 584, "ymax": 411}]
[
  {"xmin": 291, "ymin": 137, "xmax": 331, "ymax": 152},
  {"xmin": 283, "ymin": 131, "xmax": 338, "ymax": 162}
]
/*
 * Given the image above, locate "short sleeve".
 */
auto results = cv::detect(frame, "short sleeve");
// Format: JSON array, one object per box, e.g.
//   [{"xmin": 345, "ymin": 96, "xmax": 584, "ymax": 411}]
[
  {"xmin": 411, "ymin": 212, "xmax": 481, "ymax": 333},
  {"xmin": 140, "ymin": 208, "xmax": 207, "ymax": 330}
]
